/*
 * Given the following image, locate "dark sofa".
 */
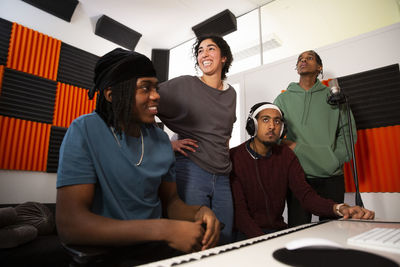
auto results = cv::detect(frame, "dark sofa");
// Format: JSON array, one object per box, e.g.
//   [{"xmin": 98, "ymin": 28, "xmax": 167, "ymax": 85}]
[
  {"xmin": 0, "ymin": 203, "xmax": 184, "ymax": 266},
  {"xmin": 0, "ymin": 203, "xmax": 71, "ymax": 267}
]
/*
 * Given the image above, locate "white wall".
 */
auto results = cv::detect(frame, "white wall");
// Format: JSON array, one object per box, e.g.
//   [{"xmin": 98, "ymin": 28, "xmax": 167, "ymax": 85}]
[
  {"xmin": 0, "ymin": 171, "xmax": 57, "ymax": 204},
  {"xmin": 227, "ymin": 22, "xmax": 400, "ymax": 221}
]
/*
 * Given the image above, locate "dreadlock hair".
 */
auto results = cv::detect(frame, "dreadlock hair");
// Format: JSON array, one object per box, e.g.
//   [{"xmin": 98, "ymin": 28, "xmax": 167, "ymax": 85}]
[
  {"xmin": 193, "ymin": 34, "xmax": 233, "ymax": 80},
  {"xmin": 88, "ymin": 48, "xmax": 156, "ymax": 136},
  {"xmin": 95, "ymin": 78, "xmax": 137, "ymax": 137}
]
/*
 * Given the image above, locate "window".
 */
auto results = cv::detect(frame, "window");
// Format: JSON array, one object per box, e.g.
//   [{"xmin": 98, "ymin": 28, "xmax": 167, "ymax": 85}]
[
  {"xmin": 224, "ymin": 9, "xmax": 261, "ymax": 75},
  {"xmin": 259, "ymin": 0, "xmax": 400, "ymax": 65},
  {"xmin": 168, "ymin": 39, "xmax": 196, "ymax": 79}
]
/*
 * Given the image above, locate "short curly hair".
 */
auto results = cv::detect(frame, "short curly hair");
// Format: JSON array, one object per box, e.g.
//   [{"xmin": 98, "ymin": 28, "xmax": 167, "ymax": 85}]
[{"xmin": 193, "ymin": 35, "xmax": 233, "ymax": 80}]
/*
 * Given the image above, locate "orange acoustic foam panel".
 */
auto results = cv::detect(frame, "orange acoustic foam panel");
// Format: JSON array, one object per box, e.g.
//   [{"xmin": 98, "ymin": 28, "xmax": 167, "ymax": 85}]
[
  {"xmin": 53, "ymin": 82, "xmax": 97, "ymax": 128},
  {"xmin": 7, "ymin": 23, "xmax": 61, "ymax": 81},
  {"xmin": 0, "ymin": 115, "xmax": 51, "ymax": 171}
]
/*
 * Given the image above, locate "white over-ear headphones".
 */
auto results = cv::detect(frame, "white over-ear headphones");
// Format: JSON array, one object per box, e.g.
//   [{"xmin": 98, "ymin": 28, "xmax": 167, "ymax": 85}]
[{"xmin": 245, "ymin": 102, "xmax": 286, "ymax": 138}]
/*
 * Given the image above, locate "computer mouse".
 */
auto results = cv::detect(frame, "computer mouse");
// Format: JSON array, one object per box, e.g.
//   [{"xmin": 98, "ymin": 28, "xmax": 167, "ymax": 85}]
[{"xmin": 285, "ymin": 237, "xmax": 343, "ymax": 250}]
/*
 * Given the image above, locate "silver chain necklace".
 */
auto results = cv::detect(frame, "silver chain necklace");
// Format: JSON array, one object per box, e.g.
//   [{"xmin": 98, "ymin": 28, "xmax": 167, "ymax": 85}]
[
  {"xmin": 136, "ymin": 130, "xmax": 144, "ymax": 166},
  {"xmin": 111, "ymin": 127, "xmax": 144, "ymax": 166}
]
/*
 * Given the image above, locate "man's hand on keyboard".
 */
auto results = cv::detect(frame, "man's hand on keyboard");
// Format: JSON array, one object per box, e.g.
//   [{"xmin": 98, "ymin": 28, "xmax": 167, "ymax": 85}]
[{"xmin": 340, "ymin": 205, "xmax": 375, "ymax": 220}]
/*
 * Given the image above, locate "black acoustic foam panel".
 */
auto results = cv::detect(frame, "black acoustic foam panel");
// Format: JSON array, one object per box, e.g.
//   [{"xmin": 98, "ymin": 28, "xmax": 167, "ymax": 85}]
[
  {"xmin": 0, "ymin": 18, "xmax": 12, "ymax": 66},
  {"xmin": 192, "ymin": 9, "xmax": 237, "ymax": 37},
  {"xmin": 338, "ymin": 64, "xmax": 400, "ymax": 130},
  {"xmin": 0, "ymin": 68, "xmax": 57, "ymax": 124},
  {"xmin": 22, "ymin": 0, "xmax": 79, "ymax": 22},
  {"xmin": 46, "ymin": 126, "xmax": 67, "ymax": 173},
  {"xmin": 57, "ymin": 42, "xmax": 99, "ymax": 90},
  {"xmin": 95, "ymin": 15, "xmax": 142, "ymax": 50},
  {"xmin": 151, "ymin": 49, "xmax": 170, "ymax": 83}
]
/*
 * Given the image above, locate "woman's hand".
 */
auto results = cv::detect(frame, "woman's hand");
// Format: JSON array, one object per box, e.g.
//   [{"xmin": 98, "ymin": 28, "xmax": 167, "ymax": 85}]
[{"xmin": 171, "ymin": 139, "xmax": 199, "ymax": 156}]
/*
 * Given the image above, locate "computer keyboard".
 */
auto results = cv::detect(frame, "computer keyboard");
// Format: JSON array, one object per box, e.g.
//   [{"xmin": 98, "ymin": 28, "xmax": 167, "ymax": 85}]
[{"xmin": 347, "ymin": 227, "xmax": 400, "ymax": 254}]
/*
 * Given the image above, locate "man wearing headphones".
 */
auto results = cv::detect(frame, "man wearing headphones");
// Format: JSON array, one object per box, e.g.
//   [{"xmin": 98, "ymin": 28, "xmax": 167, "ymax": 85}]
[{"xmin": 229, "ymin": 102, "xmax": 374, "ymax": 240}]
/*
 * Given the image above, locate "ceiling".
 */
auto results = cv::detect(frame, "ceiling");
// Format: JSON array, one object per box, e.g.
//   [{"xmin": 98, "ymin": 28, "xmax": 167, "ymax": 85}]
[{"xmin": 79, "ymin": 0, "xmax": 275, "ymax": 49}]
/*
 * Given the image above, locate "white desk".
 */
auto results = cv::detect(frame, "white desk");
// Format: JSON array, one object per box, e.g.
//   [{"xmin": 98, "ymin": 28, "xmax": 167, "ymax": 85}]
[{"xmin": 139, "ymin": 220, "xmax": 400, "ymax": 267}]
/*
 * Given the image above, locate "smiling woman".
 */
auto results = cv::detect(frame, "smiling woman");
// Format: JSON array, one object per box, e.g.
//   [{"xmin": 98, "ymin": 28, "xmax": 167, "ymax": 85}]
[{"xmin": 157, "ymin": 35, "xmax": 237, "ymax": 245}]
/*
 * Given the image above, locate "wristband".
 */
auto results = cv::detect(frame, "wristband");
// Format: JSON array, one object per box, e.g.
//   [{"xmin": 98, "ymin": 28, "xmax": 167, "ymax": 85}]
[{"xmin": 335, "ymin": 203, "xmax": 349, "ymax": 216}]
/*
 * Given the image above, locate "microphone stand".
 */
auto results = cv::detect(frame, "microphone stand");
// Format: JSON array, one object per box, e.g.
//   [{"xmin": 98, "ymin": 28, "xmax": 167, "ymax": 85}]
[
  {"xmin": 328, "ymin": 80, "xmax": 364, "ymax": 207},
  {"xmin": 343, "ymin": 95, "xmax": 364, "ymax": 207}
]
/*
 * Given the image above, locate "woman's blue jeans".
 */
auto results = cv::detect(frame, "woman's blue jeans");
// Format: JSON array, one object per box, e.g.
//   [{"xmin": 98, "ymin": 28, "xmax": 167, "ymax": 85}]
[{"xmin": 175, "ymin": 155, "xmax": 233, "ymax": 245}]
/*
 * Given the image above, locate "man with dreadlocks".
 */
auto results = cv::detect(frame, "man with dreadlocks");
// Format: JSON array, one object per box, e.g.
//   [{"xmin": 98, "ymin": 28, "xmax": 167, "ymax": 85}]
[{"xmin": 56, "ymin": 48, "xmax": 221, "ymax": 264}]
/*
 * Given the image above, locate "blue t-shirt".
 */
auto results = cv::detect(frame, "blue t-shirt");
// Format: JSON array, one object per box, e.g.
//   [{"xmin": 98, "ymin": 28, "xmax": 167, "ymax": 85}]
[{"xmin": 57, "ymin": 112, "xmax": 176, "ymax": 220}]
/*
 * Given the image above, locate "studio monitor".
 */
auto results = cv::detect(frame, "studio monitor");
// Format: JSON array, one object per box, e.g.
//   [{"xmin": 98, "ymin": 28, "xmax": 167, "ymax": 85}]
[
  {"xmin": 95, "ymin": 15, "xmax": 142, "ymax": 50},
  {"xmin": 151, "ymin": 49, "xmax": 170, "ymax": 83},
  {"xmin": 22, "ymin": 0, "xmax": 79, "ymax": 22},
  {"xmin": 192, "ymin": 9, "xmax": 237, "ymax": 37}
]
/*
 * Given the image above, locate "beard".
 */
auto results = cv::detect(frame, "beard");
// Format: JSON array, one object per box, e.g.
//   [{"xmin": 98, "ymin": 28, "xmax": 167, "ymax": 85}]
[
  {"xmin": 255, "ymin": 132, "xmax": 279, "ymax": 148},
  {"xmin": 262, "ymin": 141, "xmax": 276, "ymax": 148}
]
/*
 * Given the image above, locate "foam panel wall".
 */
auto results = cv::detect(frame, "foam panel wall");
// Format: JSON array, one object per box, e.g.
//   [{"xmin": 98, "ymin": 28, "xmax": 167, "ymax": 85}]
[
  {"xmin": 344, "ymin": 126, "xmax": 400, "ymax": 192},
  {"xmin": 0, "ymin": 18, "xmax": 12, "ymax": 66},
  {"xmin": 0, "ymin": 18, "xmax": 97, "ymax": 173},
  {"xmin": 0, "ymin": 68, "xmax": 57, "ymax": 124},
  {"xmin": 338, "ymin": 64, "xmax": 400, "ymax": 129},
  {"xmin": 7, "ymin": 22, "xmax": 61, "ymax": 80},
  {"xmin": 53, "ymin": 83, "xmax": 97, "ymax": 128},
  {"xmin": 57, "ymin": 43, "xmax": 99, "ymax": 90},
  {"xmin": 321, "ymin": 63, "xmax": 400, "ymax": 193},
  {"xmin": 0, "ymin": 65, "xmax": 4, "ymax": 95},
  {"xmin": 0, "ymin": 115, "xmax": 51, "ymax": 171},
  {"xmin": 46, "ymin": 126, "xmax": 67, "ymax": 173}
]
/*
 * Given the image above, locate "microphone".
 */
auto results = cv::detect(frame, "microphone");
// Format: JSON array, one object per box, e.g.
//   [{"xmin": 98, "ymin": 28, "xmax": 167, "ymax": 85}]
[{"xmin": 327, "ymin": 79, "xmax": 346, "ymax": 105}]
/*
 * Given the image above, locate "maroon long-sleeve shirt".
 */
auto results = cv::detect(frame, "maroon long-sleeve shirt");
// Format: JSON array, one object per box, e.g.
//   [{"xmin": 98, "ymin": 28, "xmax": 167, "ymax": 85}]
[{"xmin": 230, "ymin": 141, "xmax": 336, "ymax": 238}]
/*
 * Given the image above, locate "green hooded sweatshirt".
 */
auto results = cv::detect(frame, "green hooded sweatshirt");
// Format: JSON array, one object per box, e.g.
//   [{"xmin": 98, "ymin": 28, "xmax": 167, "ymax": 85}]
[{"xmin": 274, "ymin": 79, "xmax": 357, "ymax": 178}]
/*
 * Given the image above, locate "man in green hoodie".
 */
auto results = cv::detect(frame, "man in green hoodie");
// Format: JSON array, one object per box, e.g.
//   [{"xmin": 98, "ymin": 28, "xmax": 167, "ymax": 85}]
[{"xmin": 274, "ymin": 50, "xmax": 357, "ymax": 227}]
